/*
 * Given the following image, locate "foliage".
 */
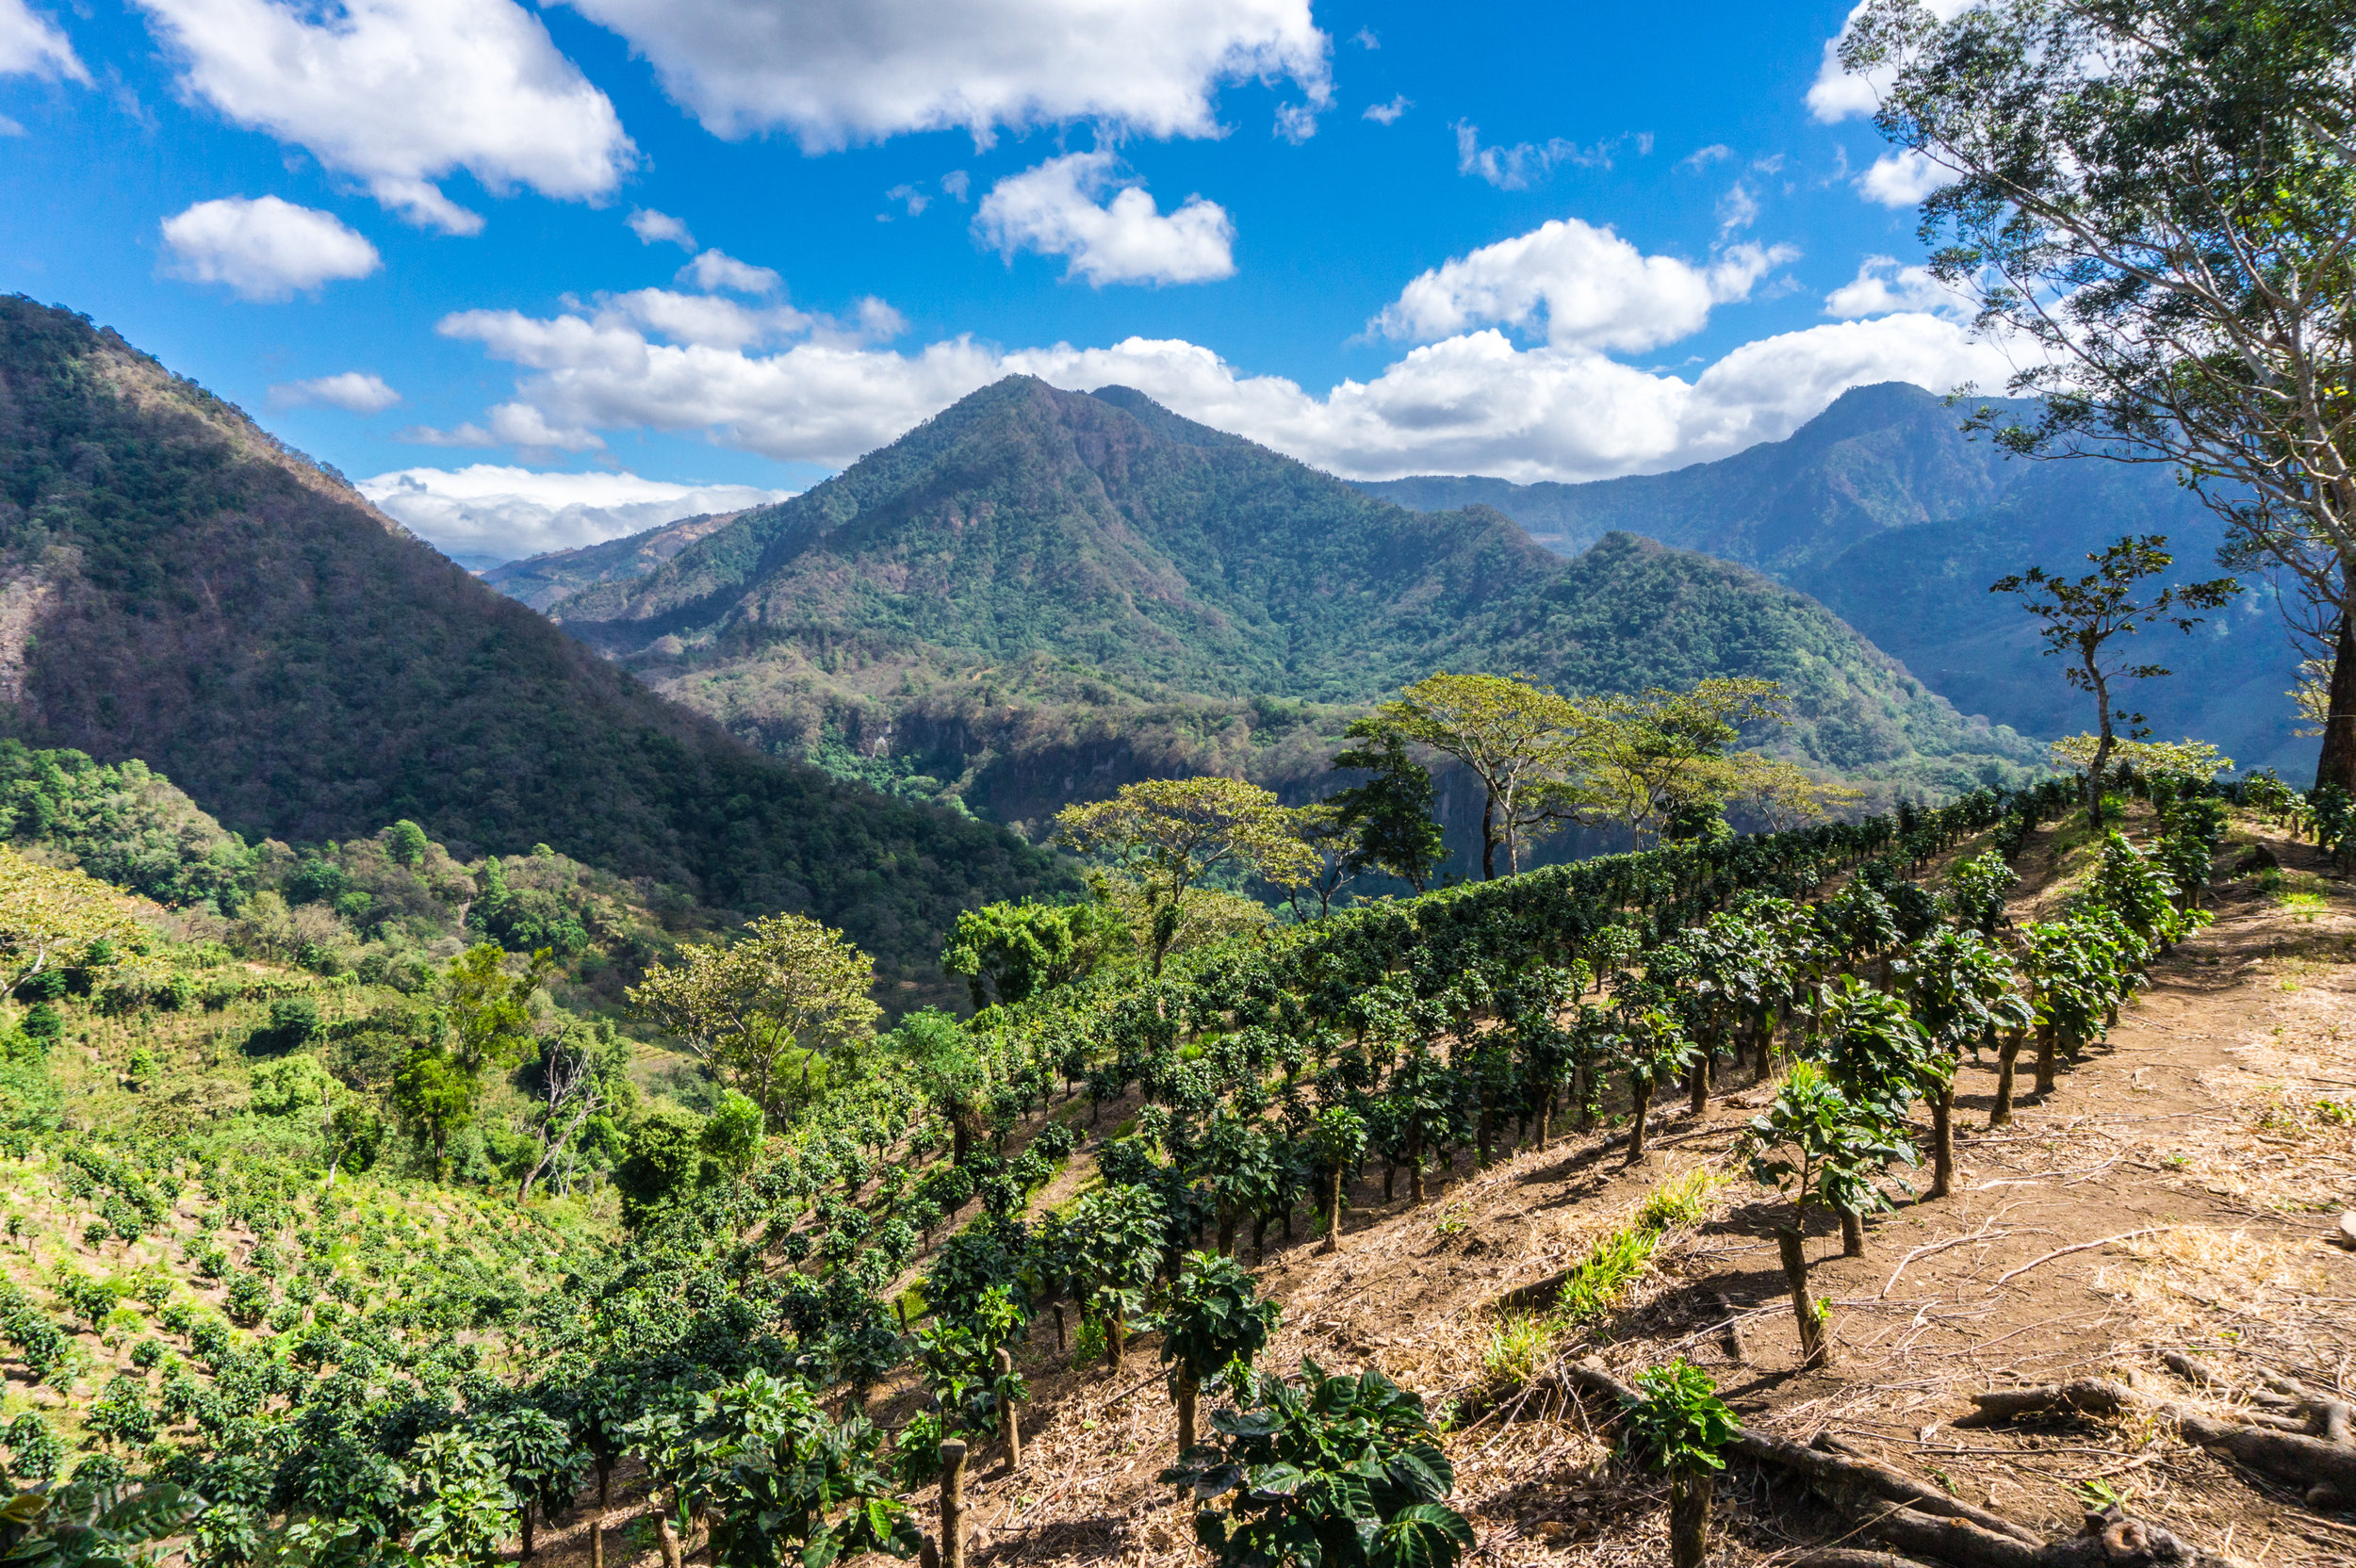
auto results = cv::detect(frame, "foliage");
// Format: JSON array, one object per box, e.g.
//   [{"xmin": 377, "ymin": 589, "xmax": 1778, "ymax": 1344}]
[
  {"xmin": 940, "ymin": 897, "xmax": 1126, "ymax": 1010},
  {"xmin": 1621, "ymin": 1361, "xmax": 1739, "ymax": 1476},
  {"xmin": 1365, "ymin": 674, "xmax": 1588, "ymax": 881},
  {"xmin": 1170, "ymin": 1359, "xmax": 1472, "ymax": 1568},
  {"xmin": 1159, "ymin": 1252, "xmax": 1282, "ymax": 1399},
  {"xmin": 630, "ymin": 913, "xmax": 881, "ymax": 1117},
  {"xmin": 1325, "ymin": 725, "xmax": 1448, "ymax": 894},
  {"xmin": 1055, "ymin": 778, "xmax": 1317, "ymax": 973},
  {"xmin": 1991, "ymin": 537, "xmax": 2241, "ymax": 825}
]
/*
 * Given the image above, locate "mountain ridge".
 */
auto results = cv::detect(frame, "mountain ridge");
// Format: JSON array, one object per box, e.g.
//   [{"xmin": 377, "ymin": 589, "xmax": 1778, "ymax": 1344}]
[
  {"xmin": 0, "ymin": 297, "xmax": 1071, "ymax": 980},
  {"xmin": 524, "ymin": 376, "xmax": 2039, "ymax": 845}
]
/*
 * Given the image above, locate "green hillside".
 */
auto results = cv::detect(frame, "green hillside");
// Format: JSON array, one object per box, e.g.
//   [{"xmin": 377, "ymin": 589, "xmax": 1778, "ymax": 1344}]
[
  {"xmin": 0, "ymin": 299, "xmax": 1071, "ymax": 981},
  {"xmin": 539, "ymin": 378, "xmax": 2038, "ymax": 828},
  {"xmin": 1360, "ymin": 382, "xmax": 2308, "ymax": 775}
]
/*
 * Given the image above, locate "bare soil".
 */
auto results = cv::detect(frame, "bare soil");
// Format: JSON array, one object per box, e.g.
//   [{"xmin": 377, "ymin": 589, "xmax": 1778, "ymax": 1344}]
[{"xmin": 532, "ymin": 809, "xmax": 2356, "ymax": 1568}]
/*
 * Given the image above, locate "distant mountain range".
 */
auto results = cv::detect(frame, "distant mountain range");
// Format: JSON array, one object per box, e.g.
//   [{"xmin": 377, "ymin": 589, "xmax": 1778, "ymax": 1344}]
[
  {"xmin": 509, "ymin": 376, "xmax": 2039, "ymax": 853},
  {"xmin": 1358, "ymin": 383, "xmax": 2303, "ymax": 776},
  {"xmin": 0, "ymin": 298, "xmax": 1070, "ymax": 981}
]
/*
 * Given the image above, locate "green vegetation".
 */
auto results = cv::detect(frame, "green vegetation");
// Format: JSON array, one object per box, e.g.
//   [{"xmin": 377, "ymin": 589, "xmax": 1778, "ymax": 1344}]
[
  {"xmin": 0, "ymin": 299, "xmax": 1069, "ymax": 983},
  {"xmin": 534, "ymin": 378, "xmax": 2043, "ymax": 850}
]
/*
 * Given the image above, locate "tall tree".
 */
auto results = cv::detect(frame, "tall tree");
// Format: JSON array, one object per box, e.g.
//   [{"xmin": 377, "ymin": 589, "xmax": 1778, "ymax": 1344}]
[
  {"xmin": 1992, "ymin": 536, "xmax": 2240, "ymax": 825},
  {"xmin": 1842, "ymin": 0, "xmax": 2356, "ymax": 779},
  {"xmin": 1054, "ymin": 778, "xmax": 1318, "ymax": 974},
  {"xmin": 1366, "ymin": 673, "xmax": 1586, "ymax": 880},
  {"xmin": 1575, "ymin": 679, "xmax": 1791, "ymax": 849},
  {"xmin": 1324, "ymin": 723, "xmax": 1448, "ymax": 891},
  {"xmin": 628, "ymin": 913, "xmax": 882, "ymax": 1115}
]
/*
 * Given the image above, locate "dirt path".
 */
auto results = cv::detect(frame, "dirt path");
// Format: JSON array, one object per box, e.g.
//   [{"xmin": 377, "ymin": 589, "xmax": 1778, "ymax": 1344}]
[{"xmin": 526, "ymin": 811, "xmax": 2356, "ymax": 1568}]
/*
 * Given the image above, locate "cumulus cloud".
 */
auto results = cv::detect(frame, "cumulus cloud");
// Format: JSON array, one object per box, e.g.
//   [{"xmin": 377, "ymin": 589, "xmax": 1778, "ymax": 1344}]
[
  {"xmin": 556, "ymin": 0, "xmax": 1329, "ymax": 150},
  {"xmin": 629, "ymin": 208, "xmax": 695, "ymax": 249},
  {"xmin": 134, "ymin": 0, "xmax": 633, "ymax": 234},
  {"xmin": 1856, "ymin": 148, "xmax": 1949, "ymax": 207},
  {"xmin": 159, "ymin": 196, "xmax": 382, "ymax": 300},
  {"xmin": 1368, "ymin": 218, "xmax": 1791, "ymax": 353},
  {"xmin": 1825, "ymin": 254, "xmax": 1972, "ymax": 320},
  {"xmin": 269, "ymin": 370, "xmax": 401, "ymax": 413},
  {"xmin": 1363, "ymin": 95, "xmax": 1410, "ymax": 125},
  {"xmin": 358, "ymin": 463, "xmax": 793, "ymax": 561},
  {"xmin": 429, "ymin": 292, "xmax": 2015, "ymax": 483},
  {"xmin": 678, "ymin": 249, "xmax": 781, "ymax": 294},
  {"xmin": 1716, "ymin": 181, "xmax": 1760, "ymax": 236},
  {"xmin": 1453, "ymin": 122, "xmax": 1646, "ymax": 189},
  {"xmin": 0, "ymin": 0, "xmax": 86, "ymax": 80},
  {"xmin": 974, "ymin": 152, "xmax": 1235, "ymax": 286},
  {"xmin": 1677, "ymin": 143, "xmax": 1732, "ymax": 172}
]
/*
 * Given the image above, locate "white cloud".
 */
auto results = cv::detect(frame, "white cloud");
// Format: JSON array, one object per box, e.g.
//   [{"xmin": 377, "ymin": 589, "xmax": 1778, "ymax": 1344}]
[
  {"xmin": 1825, "ymin": 254, "xmax": 1973, "ymax": 320},
  {"xmin": 974, "ymin": 152, "xmax": 1235, "ymax": 287},
  {"xmin": 1677, "ymin": 143, "xmax": 1731, "ymax": 172},
  {"xmin": 884, "ymin": 183, "xmax": 931, "ymax": 218},
  {"xmin": 1369, "ymin": 218, "xmax": 1792, "ymax": 353},
  {"xmin": 1716, "ymin": 181, "xmax": 1760, "ymax": 236},
  {"xmin": 134, "ymin": 0, "xmax": 633, "ymax": 234},
  {"xmin": 1273, "ymin": 102, "xmax": 1318, "ymax": 143},
  {"xmin": 1352, "ymin": 25, "xmax": 1377, "ymax": 48},
  {"xmin": 0, "ymin": 0, "xmax": 86, "ymax": 80},
  {"xmin": 556, "ymin": 0, "xmax": 1330, "ymax": 151},
  {"xmin": 1363, "ymin": 95, "xmax": 1410, "ymax": 125},
  {"xmin": 158, "ymin": 196, "xmax": 382, "ymax": 301},
  {"xmin": 358, "ymin": 463, "xmax": 793, "ymax": 561},
  {"xmin": 629, "ymin": 208, "xmax": 695, "ymax": 249},
  {"xmin": 1856, "ymin": 148, "xmax": 1949, "ymax": 207},
  {"xmin": 1453, "ymin": 122, "xmax": 1644, "ymax": 188},
  {"xmin": 678, "ymin": 249, "xmax": 781, "ymax": 294},
  {"xmin": 269, "ymin": 370, "xmax": 401, "ymax": 413},
  {"xmin": 941, "ymin": 171, "xmax": 971, "ymax": 202},
  {"xmin": 432, "ymin": 296, "xmax": 2016, "ymax": 484},
  {"xmin": 1807, "ymin": 0, "xmax": 1975, "ymax": 122}
]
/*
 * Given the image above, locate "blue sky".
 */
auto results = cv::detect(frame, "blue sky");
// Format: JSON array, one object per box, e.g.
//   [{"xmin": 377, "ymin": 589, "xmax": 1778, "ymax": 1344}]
[{"xmin": 0, "ymin": 0, "xmax": 1997, "ymax": 562}]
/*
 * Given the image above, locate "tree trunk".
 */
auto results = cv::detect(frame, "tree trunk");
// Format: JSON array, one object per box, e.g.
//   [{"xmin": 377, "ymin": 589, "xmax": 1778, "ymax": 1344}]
[
  {"xmin": 1216, "ymin": 1206, "xmax": 1236, "ymax": 1257},
  {"xmin": 1252, "ymin": 1214, "xmax": 1269, "ymax": 1263},
  {"xmin": 1991, "ymin": 1028, "xmax": 2025, "ymax": 1127},
  {"xmin": 1407, "ymin": 1121, "xmax": 1425, "ymax": 1204},
  {"xmin": 1476, "ymin": 1089, "xmax": 1494, "ymax": 1168},
  {"xmin": 1626, "ymin": 1078, "xmax": 1650, "ymax": 1165},
  {"xmin": 597, "ymin": 1458, "xmax": 610, "ymax": 1511},
  {"xmin": 1481, "ymin": 789, "xmax": 1499, "ymax": 881},
  {"xmin": 2083, "ymin": 639, "xmax": 2114, "ymax": 830},
  {"xmin": 1839, "ymin": 1207, "xmax": 1865, "ymax": 1258},
  {"xmin": 994, "ymin": 1348, "xmax": 1022, "ymax": 1469},
  {"xmin": 1322, "ymin": 1167, "xmax": 1343, "ymax": 1253},
  {"xmin": 654, "ymin": 1503, "xmax": 682, "ymax": 1568},
  {"xmin": 1928, "ymin": 1082, "xmax": 1955, "ymax": 1200},
  {"xmin": 1176, "ymin": 1369, "xmax": 1198, "ymax": 1459},
  {"xmin": 1668, "ymin": 1468, "xmax": 1710, "ymax": 1568},
  {"xmin": 2034, "ymin": 1022, "xmax": 2060, "ymax": 1095},
  {"xmin": 1687, "ymin": 1041, "xmax": 1711, "ymax": 1117},
  {"xmin": 939, "ymin": 1440, "xmax": 967, "ymax": 1568},
  {"xmin": 1052, "ymin": 1305, "xmax": 1065, "ymax": 1353},
  {"xmin": 590, "ymin": 1519, "xmax": 603, "ymax": 1568},
  {"xmin": 2316, "ymin": 600, "xmax": 2356, "ymax": 792},
  {"xmin": 1108, "ymin": 1315, "xmax": 1126, "ymax": 1369},
  {"xmin": 521, "ymin": 1504, "xmax": 534, "ymax": 1560},
  {"xmin": 1777, "ymin": 1230, "xmax": 1831, "ymax": 1368}
]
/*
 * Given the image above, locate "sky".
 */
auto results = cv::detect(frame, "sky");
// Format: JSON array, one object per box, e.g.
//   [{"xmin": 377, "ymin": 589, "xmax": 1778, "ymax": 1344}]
[{"xmin": 0, "ymin": 0, "xmax": 2002, "ymax": 564}]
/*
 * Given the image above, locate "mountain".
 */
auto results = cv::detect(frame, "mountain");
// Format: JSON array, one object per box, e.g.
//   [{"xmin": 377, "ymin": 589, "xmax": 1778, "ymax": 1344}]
[
  {"xmin": 483, "ymin": 508, "xmax": 752, "ymax": 612},
  {"xmin": 1359, "ymin": 383, "xmax": 2307, "ymax": 775},
  {"xmin": 0, "ymin": 298, "xmax": 1070, "ymax": 981},
  {"xmin": 530, "ymin": 376, "xmax": 2039, "ymax": 840}
]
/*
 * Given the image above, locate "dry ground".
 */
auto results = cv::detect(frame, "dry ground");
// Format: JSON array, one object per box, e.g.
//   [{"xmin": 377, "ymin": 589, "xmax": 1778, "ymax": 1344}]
[{"xmin": 533, "ymin": 809, "xmax": 2356, "ymax": 1568}]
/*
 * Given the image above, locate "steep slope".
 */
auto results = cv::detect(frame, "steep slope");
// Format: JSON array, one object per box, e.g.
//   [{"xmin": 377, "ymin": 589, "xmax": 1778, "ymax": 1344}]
[
  {"xmin": 538, "ymin": 378, "xmax": 2039, "ymax": 825},
  {"xmin": 483, "ymin": 509, "xmax": 750, "ymax": 612},
  {"xmin": 1362, "ymin": 382, "xmax": 2308, "ymax": 774},
  {"xmin": 1357, "ymin": 383, "xmax": 2026, "ymax": 569},
  {"xmin": 0, "ymin": 298, "xmax": 1069, "ymax": 979}
]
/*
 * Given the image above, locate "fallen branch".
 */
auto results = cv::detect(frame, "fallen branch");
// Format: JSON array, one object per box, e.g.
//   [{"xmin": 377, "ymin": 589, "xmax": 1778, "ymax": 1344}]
[
  {"xmin": 1957, "ymin": 1376, "xmax": 2356, "ymax": 1509},
  {"xmin": 1882, "ymin": 1223, "xmax": 2021, "ymax": 1298},
  {"xmin": 1559, "ymin": 1358, "xmax": 2247, "ymax": 1568},
  {"xmin": 1992, "ymin": 1229, "xmax": 2166, "ymax": 1288}
]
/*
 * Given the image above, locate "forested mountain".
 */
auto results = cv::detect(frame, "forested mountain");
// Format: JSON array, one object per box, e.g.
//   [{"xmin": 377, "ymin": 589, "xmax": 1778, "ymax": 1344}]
[
  {"xmin": 532, "ymin": 377, "xmax": 2037, "ymax": 835},
  {"xmin": 1359, "ymin": 383, "xmax": 2305, "ymax": 774},
  {"xmin": 0, "ymin": 299, "xmax": 1070, "ymax": 980}
]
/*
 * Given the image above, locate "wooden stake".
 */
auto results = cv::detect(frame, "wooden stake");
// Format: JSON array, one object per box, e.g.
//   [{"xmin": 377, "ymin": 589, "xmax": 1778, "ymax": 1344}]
[{"xmin": 939, "ymin": 1439, "xmax": 967, "ymax": 1568}]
